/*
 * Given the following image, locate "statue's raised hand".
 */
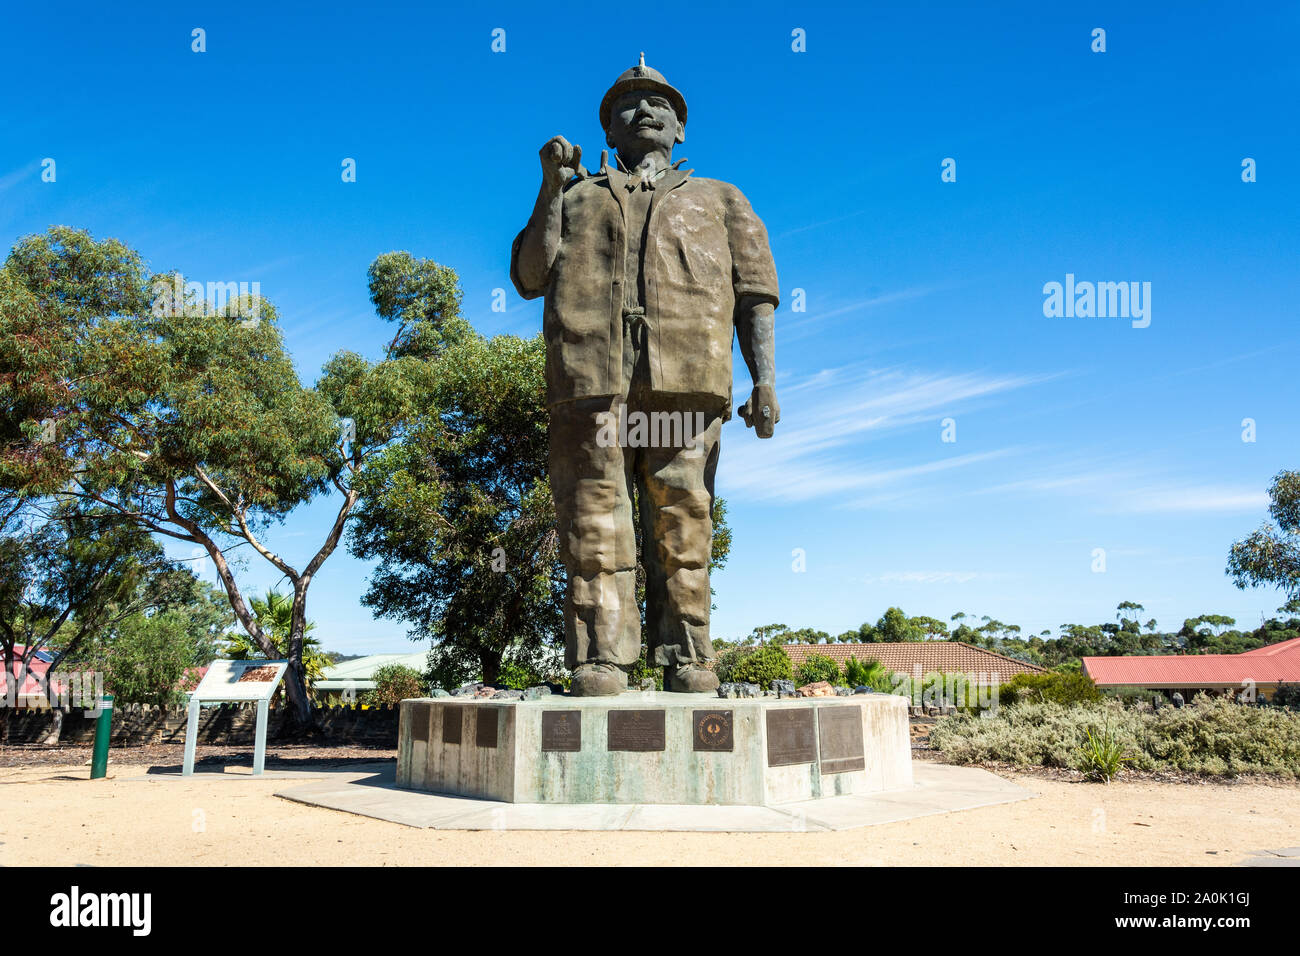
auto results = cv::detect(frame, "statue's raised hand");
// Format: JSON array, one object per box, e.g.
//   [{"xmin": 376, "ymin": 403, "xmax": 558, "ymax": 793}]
[{"xmin": 540, "ymin": 135, "xmax": 583, "ymax": 191}]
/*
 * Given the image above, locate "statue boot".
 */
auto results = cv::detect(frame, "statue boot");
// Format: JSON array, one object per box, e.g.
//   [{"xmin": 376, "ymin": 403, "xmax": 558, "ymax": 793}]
[
  {"xmin": 665, "ymin": 662, "xmax": 719, "ymax": 694},
  {"xmin": 571, "ymin": 662, "xmax": 628, "ymax": 697}
]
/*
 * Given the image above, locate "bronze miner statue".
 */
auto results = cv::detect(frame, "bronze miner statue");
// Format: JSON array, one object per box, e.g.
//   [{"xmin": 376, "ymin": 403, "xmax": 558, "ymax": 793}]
[{"xmin": 511, "ymin": 55, "xmax": 779, "ymax": 696}]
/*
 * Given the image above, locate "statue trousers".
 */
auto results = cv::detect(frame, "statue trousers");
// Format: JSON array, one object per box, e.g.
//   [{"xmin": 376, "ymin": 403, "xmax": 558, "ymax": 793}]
[{"xmin": 549, "ymin": 378, "xmax": 723, "ymax": 671}]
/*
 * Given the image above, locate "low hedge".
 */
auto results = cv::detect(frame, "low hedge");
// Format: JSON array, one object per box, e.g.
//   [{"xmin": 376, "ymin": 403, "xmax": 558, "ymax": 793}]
[{"xmin": 929, "ymin": 696, "xmax": 1300, "ymax": 778}]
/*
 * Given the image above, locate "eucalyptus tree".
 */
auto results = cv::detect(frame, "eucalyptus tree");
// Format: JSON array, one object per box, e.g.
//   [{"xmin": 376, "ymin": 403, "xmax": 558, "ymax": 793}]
[{"xmin": 1, "ymin": 228, "xmax": 422, "ymax": 728}]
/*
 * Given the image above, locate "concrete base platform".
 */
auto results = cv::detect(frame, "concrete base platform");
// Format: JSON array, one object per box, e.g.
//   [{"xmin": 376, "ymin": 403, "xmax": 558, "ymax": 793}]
[
  {"xmin": 397, "ymin": 691, "xmax": 912, "ymax": 805},
  {"xmin": 277, "ymin": 761, "xmax": 1035, "ymax": 832}
]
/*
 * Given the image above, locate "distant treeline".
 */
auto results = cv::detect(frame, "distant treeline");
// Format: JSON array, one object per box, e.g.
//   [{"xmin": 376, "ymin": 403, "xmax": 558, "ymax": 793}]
[{"xmin": 729, "ymin": 600, "xmax": 1300, "ymax": 672}]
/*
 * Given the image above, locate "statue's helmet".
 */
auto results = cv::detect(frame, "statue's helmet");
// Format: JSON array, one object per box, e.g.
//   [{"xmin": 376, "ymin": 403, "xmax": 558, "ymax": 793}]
[{"xmin": 599, "ymin": 53, "xmax": 687, "ymax": 131}]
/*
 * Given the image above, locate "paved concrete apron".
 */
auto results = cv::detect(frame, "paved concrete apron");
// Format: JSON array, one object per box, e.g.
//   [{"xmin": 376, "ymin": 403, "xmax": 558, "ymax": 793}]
[{"xmin": 274, "ymin": 761, "xmax": 1035, "ymax": 832}]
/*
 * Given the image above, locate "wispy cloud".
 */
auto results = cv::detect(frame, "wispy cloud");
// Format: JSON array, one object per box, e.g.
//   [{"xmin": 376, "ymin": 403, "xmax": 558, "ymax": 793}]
[
  {"xmin": 978, "ymin": 460, "xmax": 1269, "ymax": 515},
  {"xmin": 1111, "ymin": 486, "xmax": 1270, "ymax": 515},
  {"xmin": 0, "ymin": 162, "xmax": 38, "ymax": 194},
  {"xmin": 721, "ymin": 364, "xmax": 1044, "ymax": 503}
]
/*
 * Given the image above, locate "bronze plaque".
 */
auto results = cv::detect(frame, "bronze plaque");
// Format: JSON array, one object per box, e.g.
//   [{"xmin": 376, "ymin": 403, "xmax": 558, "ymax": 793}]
[
  {"xmin": 818, "ymin": 706, "xmax": 866, "ymax": 774},
  {"xmin": 766, "ymin": 707, "xmax": 816, "ymax": 767},
  {"xmin": 441, "ymin": 707, "xmax": 462, "ymax": 745},
  {"xmin": 410, "ymin": 706, "xmax": 430, "ymax": 744},
  {"xmin": 692, "ymin": 710, "xmax": 734, "ymax": 752},
  {"xmin": 607, "ymin": 709, "xmax": 665, "ymax": 752},
  {"xmin": 541, "ymin": 710, "xmax": 582, "ymax": 752},
  {"xmin": 476, "ymin": 706, "xmax": 499, "ymax": 748}
]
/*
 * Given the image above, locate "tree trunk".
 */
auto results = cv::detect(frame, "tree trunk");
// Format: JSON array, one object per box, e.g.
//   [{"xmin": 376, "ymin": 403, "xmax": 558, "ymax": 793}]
[
  {"xmin": 40, "ymin": 707, "xmax": 65, "ymax": 746},
  {"xmin": 281, "ymin": 581, "xmax": 315, "ymax": 735},
  {"xmin": 481, "ymin": 652, "xmax": 501, "ymax": 687}
]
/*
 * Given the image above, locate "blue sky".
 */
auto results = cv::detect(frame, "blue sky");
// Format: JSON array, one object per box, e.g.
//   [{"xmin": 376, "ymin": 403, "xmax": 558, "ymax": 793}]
[{"xmin": 3, "ymin": 2, "xmax": 1298, "ymax": 653}]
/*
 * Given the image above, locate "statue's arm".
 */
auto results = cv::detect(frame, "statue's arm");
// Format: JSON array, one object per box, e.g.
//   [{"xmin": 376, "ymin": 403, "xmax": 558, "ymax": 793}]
[
  {"xmin": 737, "ymin": 298, "xmax": 776, "ymax": 389},
  {"xmin": 511, "ymin": 136, "xmax": 582, "ymax": 299},
  {"xmin": 725, "ymin": 183, "xmax": 781, "ymax": 437},
  {"xmin": 511, "ymin": 180, "xmax": 565, "ymax": 298}
]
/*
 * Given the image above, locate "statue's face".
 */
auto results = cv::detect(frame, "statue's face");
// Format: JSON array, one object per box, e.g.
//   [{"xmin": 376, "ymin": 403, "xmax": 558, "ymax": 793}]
[{"xmin": 606, "ymin": 89, "xmax": 685, "ymax": 155}]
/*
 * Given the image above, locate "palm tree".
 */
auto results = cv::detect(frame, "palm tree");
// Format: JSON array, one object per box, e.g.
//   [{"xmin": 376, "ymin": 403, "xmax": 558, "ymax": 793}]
[{"xmin": 225, "ymin": 589, "xmax": 330, "ymax": 700}]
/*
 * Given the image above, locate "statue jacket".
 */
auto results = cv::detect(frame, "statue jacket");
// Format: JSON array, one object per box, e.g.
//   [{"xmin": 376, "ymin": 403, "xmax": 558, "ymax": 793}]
[{"xmin": 510, "ymin": 167, "xmax": 779, "ymax": 409}]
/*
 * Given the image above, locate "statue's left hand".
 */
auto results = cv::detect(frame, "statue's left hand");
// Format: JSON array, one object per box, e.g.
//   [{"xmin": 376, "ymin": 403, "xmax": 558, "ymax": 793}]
[{"xmin": 738, "ymin": 384, "xmax": 780, "ymax": 438}]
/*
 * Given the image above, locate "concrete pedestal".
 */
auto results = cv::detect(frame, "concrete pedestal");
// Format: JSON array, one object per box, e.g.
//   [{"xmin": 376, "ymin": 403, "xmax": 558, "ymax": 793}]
[{"xmin": 396, "ymin": 692, "xmax": 912, "ymax": 806}]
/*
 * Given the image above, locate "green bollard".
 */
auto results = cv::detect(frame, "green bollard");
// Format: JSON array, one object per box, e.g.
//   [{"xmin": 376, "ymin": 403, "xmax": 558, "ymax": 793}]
[{"xmin": 90, "ymin": 694, "xmax": 113, "ymax": 780}]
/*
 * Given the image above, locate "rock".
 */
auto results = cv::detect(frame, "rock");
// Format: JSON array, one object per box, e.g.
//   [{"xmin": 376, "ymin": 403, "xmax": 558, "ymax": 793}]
[
  {"xmin": 523, "ymin": 685, "xmax": 551, "ymax": 701},
  {"xmin": 834, "ymin": 685, "xmax": 852, "ymax": 697},
  {"xmin": 428, "ymin": 688, "xmax": 451, "ymax": 698},
  {"xmin": 491, "ymin": 689, "xmax": 524, "ymax": 701},
  {"xmin": 473, "ymin": 685, "xmax": 500, "ymax": 698},
  {"xmin": 796, "ymin": 681, "xmax": 836, "ymax": 698},
  {"xmin": 852, "ymin": 685, "xmax": 872, "ymax": 695},
  {"xmin": 638, "ymin": 678, "xmax": 656, "ymax": 692},
  {"xmin": 738, "ymin": 682, "xmax": 761, "ymax": 698},
  {"xmin": 716, "ymin": 682, "xmax": 737, "ymax": 699},
  {"xmin": 451, "ymin": 682, "xmax": 483, "ymax": 698},
  {"xmin": 771, "ymin": 679, "xmax": 796, "ymax": 698}
]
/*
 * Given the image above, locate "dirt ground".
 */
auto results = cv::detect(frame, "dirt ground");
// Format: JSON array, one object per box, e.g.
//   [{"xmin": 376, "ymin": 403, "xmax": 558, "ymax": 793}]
[{"xmin": 2, "ymin": 744, "xmax": 1298, "ymax": 866}]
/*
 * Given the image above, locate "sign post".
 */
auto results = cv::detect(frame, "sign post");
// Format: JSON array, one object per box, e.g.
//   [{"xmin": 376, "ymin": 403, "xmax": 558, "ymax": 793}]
[{"xmin": 183, "ymin": 660, "xmax": 288, "ymax": 777}]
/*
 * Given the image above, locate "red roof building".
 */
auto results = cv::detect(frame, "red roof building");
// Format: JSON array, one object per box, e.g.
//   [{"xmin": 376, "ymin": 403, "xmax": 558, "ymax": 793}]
[
  {"xmin": 782, "ymin": 641, "xmax": 1046, "ymax": 684},
  {"xmin": 2, "ymin": 644, "xmax": 53, "ymax": 705},
  {"xmin": 1082, "ymin": 637, "xmax": 1300, "ymax": 699}
]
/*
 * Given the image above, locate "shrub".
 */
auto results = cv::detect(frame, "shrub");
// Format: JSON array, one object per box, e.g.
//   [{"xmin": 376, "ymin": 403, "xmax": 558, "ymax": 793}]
[
  {"xmin": 998, "ymin": 672, "xmax": 1102, "ymax": 707},
  {"xmin": 929, "ymin": 696, "xmax": 1300, "ymax": 778},
  {"xmin": 1102, "ymin": 685, "xmax": 1161, "ymax": 708},
  {"xmin": 1271, "ymin": 683, "xmax": 1300, "ymax": 710},
  {"xmin": 1077, "ymin": 724, "xmax": 1133, "ymax": 782},
  {"xmin": 496, "ymin": 657, "xmax": 549, "ymax": 690},
  {"xmin": 795, "ymin": 653, "xmax": 842, "ymax": 686},
  {"xmin": 723, "ymin": 644, "xmax": 794, "ymax": 690},
  {"xmin": 891, "ymin": 670, "xmax": 992, "ymax": 712},
  {"xmin": 366, "ymin": 664, "xmax": 426, "ymax": 705},
  {"xmin": 844, "ymin": 656, "xmax": 895, "ymax": 692}
]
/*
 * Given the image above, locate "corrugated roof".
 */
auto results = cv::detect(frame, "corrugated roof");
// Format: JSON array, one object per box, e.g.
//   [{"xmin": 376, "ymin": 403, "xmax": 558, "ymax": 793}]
[
  {"xmin": 1237, "ymin": 636, "xmax": 1300, "ymax": 657},
  {"xmin": 1083, "ymin": 640, "xmax": 1300, "ymax": 686},
  {"xmin": 318, "ymin": 652, "xmax": 428, "ymax": 689},
  {"xmin": 781, "ymin": 642, "xmax": 1046, "ymax": 683}
]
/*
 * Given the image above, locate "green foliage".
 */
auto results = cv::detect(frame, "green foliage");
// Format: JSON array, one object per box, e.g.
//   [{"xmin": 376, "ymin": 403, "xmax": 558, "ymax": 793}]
[
  {"xmin": 1077, "ymin": 724, "xmax": 1133, "ymax": 783},
  {"xmin": 225, "ymin": 589, "xmax": 330, "ymax": 698},
  {"xmin": 875, "ymin": 606, "xmax": 924, "ymax": 642},
  {"xmin": 1101, "ymin": 685, "xmax": 1161, "ymax": 708},
  {"xmin": 627, "ymin": 645, "xmax": 663, "ymax": 691},
  {"xmin": 718, "ymin": 644, "xmax": 793, "ymax": 689},
  {"xmin": 930, "ymin": 697, "xmax": 1300, "ymax": 778},
  {"xmin": 365, "ymin": 664, "xmax": 426, "ymax": 705},
  {"xmin": 1271, "ymin": 683, "xmax": 1300, "ymax": 710},
  {"xmin": 93, "ymin": 611, "xmax": 197, "ymax": 706},
  {"xmin": 997, "ymin": 671, "xmax": 1102, "ymax": 707},
  {"xmin": 843, "ymin": 655, "xmax": 895, "ymax": 692},
  {"xmin": 0, "ymin": 496, "xmax": 205, "ymax": 700},
  {"xmin": 795, "ymin": 652, "xmax": 842, "ymax": 686},
  {"xmin": 0, "ymin": 227, "xmax": 413, "ymax": 727},
  {"xmin": 496, "ymin": 653, "xmax": 558, "ymax": 690},
  {"xmin": 348, "ymin": 264, "xmax": 563, "ymax": 685},
  {"xmin": 1228, "ymin": 470, "xmax": 1300, "ymax": 602},
  {"xmin": 892, "ymin": 670, "xmax": 990, "ymax": 712}
]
